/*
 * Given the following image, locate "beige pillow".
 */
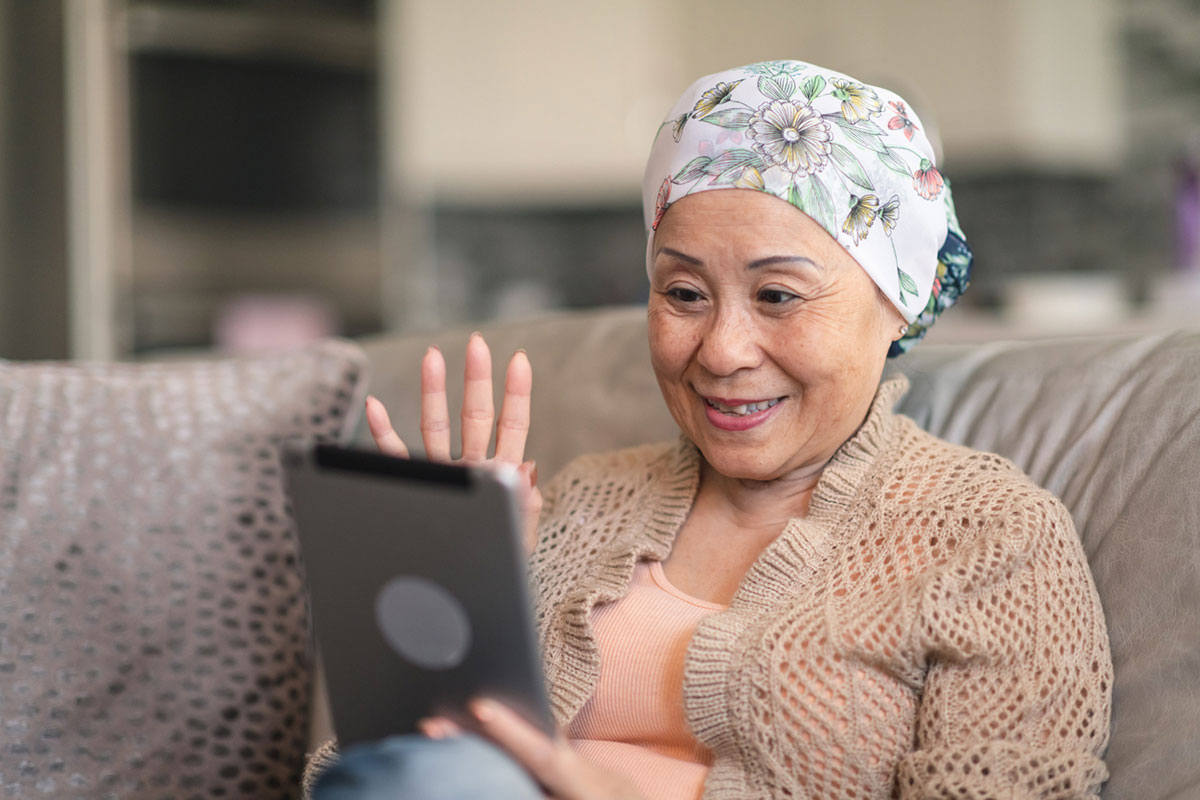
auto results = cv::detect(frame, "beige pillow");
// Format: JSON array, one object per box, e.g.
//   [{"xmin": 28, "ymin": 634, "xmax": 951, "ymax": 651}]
[{"xmin": 0, "ymin": 341, "xmax": 367, "ymax": 799}]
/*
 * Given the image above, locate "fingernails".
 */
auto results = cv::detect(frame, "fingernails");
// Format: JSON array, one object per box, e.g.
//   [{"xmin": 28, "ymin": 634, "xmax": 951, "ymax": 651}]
[
  {"xmin": 515, "ymin": 348, "xmax": 526, "ymax": 355},
  {"xmin": 469, "ymin": 331, "xmax": 483, "ymax": 341},
  {"xmin": 530, "ymin": 460, "xmax": 538, "ymax": 487},
  {"xmin": 427, "ymin": 344, "xmax": 441, "ymax": 353}
]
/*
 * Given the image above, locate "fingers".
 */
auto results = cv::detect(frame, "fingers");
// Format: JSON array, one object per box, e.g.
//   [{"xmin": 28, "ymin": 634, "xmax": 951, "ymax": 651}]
[
  {"xmin": 460, "ymin": 333, "xmax": 495, "ymax": 463},
  {"xmin": 409, "ymin": 336, "xmax": 534, "ymax": 469},
  {"xmin": 417, "ymin": 716, "xmax": 462, "ymax": 740},
  {"xmin": 420, "ymin": 346, "xmax": 452, "ymax": 461},
  {"xmin": 365, "ymin": 395, "xmax": 409, "ymax": 457},
  {"xmin": 471, "ymin": 698, "xmax": 646, "ymax": 799},
  {"xmin": 470, "ymin": 699, "xmax": 575, "ymax": 795},
  {"xmin": 494, "ymin": 350, "xmax": 532, "ymax": 465}
]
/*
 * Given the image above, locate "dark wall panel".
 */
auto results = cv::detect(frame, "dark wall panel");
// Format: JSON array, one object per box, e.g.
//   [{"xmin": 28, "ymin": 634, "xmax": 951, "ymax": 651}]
[{"xmin": 0, "ymin": 0, "xmax": 70, "ymax": 360}]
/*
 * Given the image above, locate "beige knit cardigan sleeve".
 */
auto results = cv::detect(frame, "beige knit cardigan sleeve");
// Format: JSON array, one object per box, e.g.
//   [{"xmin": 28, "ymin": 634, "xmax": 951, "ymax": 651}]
[{"xmin": 890, "ymin": 481, "xmax": 1111, "ymax": 798}]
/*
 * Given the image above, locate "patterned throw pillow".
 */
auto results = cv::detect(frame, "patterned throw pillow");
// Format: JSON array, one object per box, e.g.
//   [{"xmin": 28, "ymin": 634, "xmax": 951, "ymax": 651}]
[{"xmin": 0, "ymin": 341, "xmax": 367, "ymax": 799}]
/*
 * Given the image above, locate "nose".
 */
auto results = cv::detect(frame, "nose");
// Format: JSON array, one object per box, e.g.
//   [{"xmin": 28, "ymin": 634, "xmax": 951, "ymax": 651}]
[{"xmin": 695, "ymin": 306, "xmax": 761, "ymax": 377}]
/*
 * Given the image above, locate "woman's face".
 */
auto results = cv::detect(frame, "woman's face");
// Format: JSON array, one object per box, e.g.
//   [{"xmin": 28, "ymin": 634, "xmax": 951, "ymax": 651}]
[{"xmin": 648, "ymin": 189, "xmax": 906, "ymax": 482}]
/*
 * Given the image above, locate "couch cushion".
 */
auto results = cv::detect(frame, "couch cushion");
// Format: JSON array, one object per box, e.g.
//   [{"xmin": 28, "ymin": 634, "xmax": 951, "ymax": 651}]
[
  {"xmin": 891, "ymin": 329, "xmax": 1200, "ymax": 800},
  {"xmin": 0, "ymin": 341, "xmax": 367, "ymax": 799}
]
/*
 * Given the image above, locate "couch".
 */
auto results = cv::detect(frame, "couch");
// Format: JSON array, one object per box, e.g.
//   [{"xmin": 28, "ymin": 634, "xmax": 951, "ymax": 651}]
[{"xmin": 2, "ymin": 306, "xmax": 1197, "ymax": 799}]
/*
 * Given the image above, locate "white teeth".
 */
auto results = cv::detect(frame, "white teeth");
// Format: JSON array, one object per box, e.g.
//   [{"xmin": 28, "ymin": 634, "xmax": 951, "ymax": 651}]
[{"xmin": 707, "ymin": 398, "xmax": 780, "ymax": 416}]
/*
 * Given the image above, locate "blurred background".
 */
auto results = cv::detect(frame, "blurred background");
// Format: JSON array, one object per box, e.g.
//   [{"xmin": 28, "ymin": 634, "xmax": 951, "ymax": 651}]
[{"xmin": 1, "ymin": 0, "xmax": 1197, "ymax": 360}]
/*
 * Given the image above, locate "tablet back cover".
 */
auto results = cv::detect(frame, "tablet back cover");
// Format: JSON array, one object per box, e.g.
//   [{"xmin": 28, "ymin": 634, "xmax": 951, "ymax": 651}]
[{"xmin": 286, "ymin": 446, "xmax": 552, "ymax": 746}]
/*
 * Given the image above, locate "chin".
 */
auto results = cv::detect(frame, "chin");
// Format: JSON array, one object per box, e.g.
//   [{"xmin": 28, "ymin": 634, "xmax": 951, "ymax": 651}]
[{"xmin": 696, "ymin": 442, "xmax": 782, "ymax": 482}]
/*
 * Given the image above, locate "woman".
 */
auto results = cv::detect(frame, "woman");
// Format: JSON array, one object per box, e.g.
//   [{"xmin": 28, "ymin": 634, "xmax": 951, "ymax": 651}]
[{"xmin": 308, "ymin": 61, "xmax": 1112, "ymax": 799}]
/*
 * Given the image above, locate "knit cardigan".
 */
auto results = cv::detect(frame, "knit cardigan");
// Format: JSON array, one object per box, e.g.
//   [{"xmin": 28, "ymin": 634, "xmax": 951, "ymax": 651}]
[
  {"xmin": 303, "ymin": 376, "xmax": 1112, "ymax": 799},
  {"xmin": 529, "ymin": 376, "xmax": 1110, "ymax": 799}
]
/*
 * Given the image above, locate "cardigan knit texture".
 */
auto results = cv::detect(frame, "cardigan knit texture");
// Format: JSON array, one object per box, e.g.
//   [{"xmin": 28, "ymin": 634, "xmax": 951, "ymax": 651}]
[{"xmin": 304, "ymin": 376, "xmax": 1112, "ymax": 799}]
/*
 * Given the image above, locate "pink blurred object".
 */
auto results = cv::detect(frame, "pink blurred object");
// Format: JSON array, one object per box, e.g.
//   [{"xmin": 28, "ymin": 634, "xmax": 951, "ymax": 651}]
[
  {"xmin": 214, "ymin": 294, "xmax": 339, "ymax": 353},
  {"xmin": 1177, "ymin": 131, "xmax": 1200, "ymax": 274}
]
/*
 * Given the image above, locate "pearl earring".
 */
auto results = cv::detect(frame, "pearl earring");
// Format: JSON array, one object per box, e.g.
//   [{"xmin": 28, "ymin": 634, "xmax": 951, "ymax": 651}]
[{"xmin": 898, "ymin": 324, "xmax": 908, "ymax": 337}]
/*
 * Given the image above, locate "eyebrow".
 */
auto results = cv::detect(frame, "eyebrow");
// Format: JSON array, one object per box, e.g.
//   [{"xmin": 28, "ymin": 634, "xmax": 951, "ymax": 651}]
[
  {"xmin": 658, "ymin": 247, "xmax": 701, "ymax": 265},
  {"xmin": 657, "ymin": 247, "xmax": 823, "ymax": 272},
  {"xmin": 747, "ymin": 255, "xmax": 823, "ymax": 271}
]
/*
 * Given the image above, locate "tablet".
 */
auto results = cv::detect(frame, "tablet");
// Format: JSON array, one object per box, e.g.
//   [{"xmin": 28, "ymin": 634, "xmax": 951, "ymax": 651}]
[{"xmin": 285, "ymin": 444, "xmax": 554, "ymax": 746}]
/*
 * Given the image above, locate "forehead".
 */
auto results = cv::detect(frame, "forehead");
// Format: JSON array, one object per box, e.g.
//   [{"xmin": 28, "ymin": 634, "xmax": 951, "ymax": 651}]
[{"xmin": 654, "ymin": 189, "xmax": 848, "ymax": 268}]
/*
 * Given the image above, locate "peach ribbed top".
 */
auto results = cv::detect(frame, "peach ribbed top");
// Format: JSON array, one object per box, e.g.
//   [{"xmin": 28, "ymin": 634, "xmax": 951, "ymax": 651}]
[{"xmin": 566, "ymin": 559, "xmax": 726, "ymax": 800}]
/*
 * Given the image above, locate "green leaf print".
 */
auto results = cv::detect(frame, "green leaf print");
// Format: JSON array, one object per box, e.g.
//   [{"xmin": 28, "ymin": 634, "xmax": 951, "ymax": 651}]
[
  {"xmin": 876, "ymin": 148, "xmax": 911, "ymax": 177},
  {"xmin": 787, "ymin": 180, "xmax": 803, "ymax": 210},
  {"xmin": 801, "ymin": 74, "xmax": 826, "ymax": 101},
  {"xmin": 747, "ymin": 61, "xmax": 806, "ymax": 78},
  {"xmin": 898, "ymin": 268, "xmax": 919, "ymax": 303},
  {"xmin": 758, "ymin": 74, "xmax": 796, "ymax": 102},
  {"xmin": 705, "ymin": 149, "xmax": 764, "ymax": 184},
  {"xmin": 699, "ymin": 108, "xmax": 753, "ymax": 129},
  {"xmin": 829, "ymin": 143, "xmax": 874, "ymax": 192},
  {"xmin": 673, "ymin": 156, "xmax": 712, "ymax": 183},
  {"xmin": 799, "ymin": 173, "xmax": 839, "ymax": 238},
  {"xmin": 830, "ymin": 116, "xmax": 887, "ymax": 153}
]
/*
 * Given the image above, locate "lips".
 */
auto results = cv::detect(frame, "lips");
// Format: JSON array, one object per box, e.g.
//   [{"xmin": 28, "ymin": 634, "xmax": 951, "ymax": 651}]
[
  {"xmin": 704, "ymin": 397, "xmax": 781, "ymax": 416},
  {"xmin": 701, "ymin": 394, "xmax": 785, "ymax": 432}
]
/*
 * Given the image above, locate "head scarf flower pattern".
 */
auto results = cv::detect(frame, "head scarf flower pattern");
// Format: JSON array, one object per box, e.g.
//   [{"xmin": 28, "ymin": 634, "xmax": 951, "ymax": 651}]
[{"xmin": 643, "ymin": 61, "xmax": 972, "ymax": 355}]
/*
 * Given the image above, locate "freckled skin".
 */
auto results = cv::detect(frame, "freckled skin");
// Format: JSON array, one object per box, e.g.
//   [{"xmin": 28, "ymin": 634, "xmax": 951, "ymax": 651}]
[{"xmin": 647, "ymin": 189, "xmax": 906, "ymax": 487}]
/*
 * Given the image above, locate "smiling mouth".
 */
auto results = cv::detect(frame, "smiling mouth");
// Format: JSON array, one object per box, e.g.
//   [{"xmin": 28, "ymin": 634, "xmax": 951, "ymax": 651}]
[{"xmin": 704, "ymin": 397, "xmax": 782, "ymax": 417}]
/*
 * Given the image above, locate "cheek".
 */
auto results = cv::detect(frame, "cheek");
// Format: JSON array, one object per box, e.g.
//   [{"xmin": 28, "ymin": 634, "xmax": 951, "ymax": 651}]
[
  {"xmin": 766, "ymin": 321, "xmax": 838, "ymax": 381},
  {"xmin": 768, "ymin": 315, "xmax": 881, "ymax": 395},
  {"xmin": 647, "ymin": 307, "xmax": 696, "ymax": 380}
]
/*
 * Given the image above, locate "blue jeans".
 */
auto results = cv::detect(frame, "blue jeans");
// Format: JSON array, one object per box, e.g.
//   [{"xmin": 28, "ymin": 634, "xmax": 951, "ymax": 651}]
[{"xmin": 312, "ymin": 734, "xmax": 543, "ymax": 800}]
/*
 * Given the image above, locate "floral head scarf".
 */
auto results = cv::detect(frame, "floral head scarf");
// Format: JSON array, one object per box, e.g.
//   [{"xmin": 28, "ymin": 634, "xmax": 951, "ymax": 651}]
[{"xmin": 643, "ymin": 61, "xmax": 972, "ymax": 356}]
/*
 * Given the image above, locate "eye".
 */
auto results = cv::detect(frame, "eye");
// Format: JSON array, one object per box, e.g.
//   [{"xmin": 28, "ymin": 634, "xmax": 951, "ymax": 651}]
[
  {"xmin": 666, "ymin": 287, "xmax": 704, "ymax": 304},
  {"xmin": 758, "ymin": 287, "xmax": 799, "ymax": 305}
]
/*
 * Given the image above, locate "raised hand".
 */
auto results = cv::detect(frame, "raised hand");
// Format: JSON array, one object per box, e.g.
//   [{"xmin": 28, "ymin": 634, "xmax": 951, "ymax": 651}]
[{"xmin": 364, "ymin": 332, "xmax": 542, "ymax": 554}]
